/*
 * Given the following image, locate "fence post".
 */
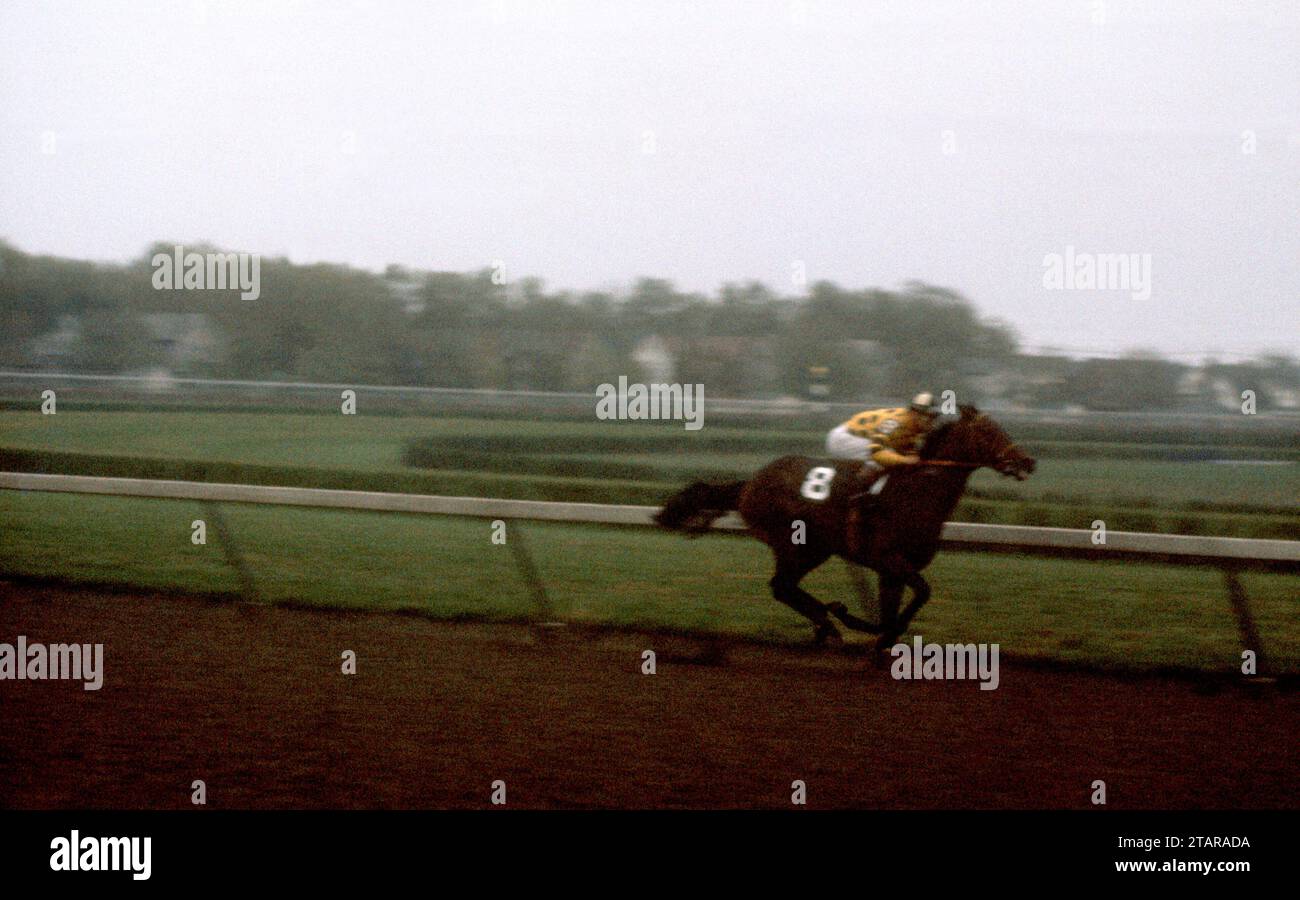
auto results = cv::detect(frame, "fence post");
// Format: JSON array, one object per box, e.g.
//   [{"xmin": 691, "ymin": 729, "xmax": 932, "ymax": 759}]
[
  {"xmin": 1222, "ymin": 565, "xmax": 1266, "ymax": 676},
  {"xmin": 204, "ymin": 501, "xmax": 260, "ymax": 604},
  {"xmin": 506, "ymin": 521, "xmax": 557, "ymax": 625}
]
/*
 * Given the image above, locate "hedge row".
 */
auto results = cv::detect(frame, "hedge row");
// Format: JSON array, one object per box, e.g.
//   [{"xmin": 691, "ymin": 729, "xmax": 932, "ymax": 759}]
[
  {"xmin": 4, "ymin": 394, "xmax": 1296, "ymax": 447},
  {"xmin": 402, "ymin": 432, "xmax": 1300, "ymax": 461}
]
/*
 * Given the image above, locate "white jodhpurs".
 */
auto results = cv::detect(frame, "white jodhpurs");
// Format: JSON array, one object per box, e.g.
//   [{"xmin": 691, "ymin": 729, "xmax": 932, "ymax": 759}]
[{"xmin": 825, "ymin": 424, "xmax": 880, "ymax": 471}]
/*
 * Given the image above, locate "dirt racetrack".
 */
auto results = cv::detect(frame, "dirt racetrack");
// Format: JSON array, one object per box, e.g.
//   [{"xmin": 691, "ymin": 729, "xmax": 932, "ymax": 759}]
[{"xmin": 1, "ymin": 581, "xmax": 1296, "ymax": 809}]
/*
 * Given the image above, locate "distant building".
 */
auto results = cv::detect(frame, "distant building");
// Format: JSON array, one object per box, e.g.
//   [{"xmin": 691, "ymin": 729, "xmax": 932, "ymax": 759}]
[
  {"xmin": 141, "ymin": 313, "xmax": 224, "ymax": 371},
  {"xmin": 27, "ymin": 314, "xmax": 82, "ymax": 368},
  {"xmin": 667, "ymin": 334, "xmax": 781, "ymax": 396},
  {"xmin": 631, "ymin": 335, "xmax": 674, "ymax": 383},
  {"xmin": 1002, "ymin": 354, "xmax": 1078, "ymax": 409},
  {"xmin": 384, "ymin": 267, "xmax": 426, "ymax": 315},
  {"xmin": 1186, "ymin": 364, "xmax": 1300, "ymax": 411},
  {"xmin": 1264, "ymin": 382, "xmax": 1299, "ymax": 409}
]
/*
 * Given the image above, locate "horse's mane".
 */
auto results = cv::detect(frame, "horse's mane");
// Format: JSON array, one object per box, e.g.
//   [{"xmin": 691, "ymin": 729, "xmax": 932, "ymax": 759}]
[{"xmin": 919, "ymin": 405, "xmax": 980, "ymax": 459}]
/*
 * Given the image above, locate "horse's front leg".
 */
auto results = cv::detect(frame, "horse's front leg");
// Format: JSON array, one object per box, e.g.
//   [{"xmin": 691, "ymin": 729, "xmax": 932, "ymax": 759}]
[
  {"xmin": 872, "ymin": 572, "xmax": 906, "ymax": 655},
  {"xmin": 873, "ymin": 571, "xmax": 931, "ymax": 652},
  {"xmin": 894, "ymin": 571, "xmax": 931, "ymax": 635}
]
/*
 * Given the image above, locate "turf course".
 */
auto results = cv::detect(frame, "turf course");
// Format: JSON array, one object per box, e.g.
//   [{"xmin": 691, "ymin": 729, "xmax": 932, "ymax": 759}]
[
  {"xmin": 1, "ymin": 406, "xmax": 1296, "ymax": 674},
  {"xmin": 2, "ymin": 410, "xmax": 1297, "ymax": 537},
  {"xmin": 1, "ymin": 490, "xmax": 1295, "ymax": 674}
]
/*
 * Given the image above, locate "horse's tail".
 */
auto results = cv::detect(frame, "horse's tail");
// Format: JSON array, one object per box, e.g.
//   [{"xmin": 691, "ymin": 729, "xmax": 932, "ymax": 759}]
[{"xmin": 653, "ymin": 480, "xmax": 746, "ymax": 536}]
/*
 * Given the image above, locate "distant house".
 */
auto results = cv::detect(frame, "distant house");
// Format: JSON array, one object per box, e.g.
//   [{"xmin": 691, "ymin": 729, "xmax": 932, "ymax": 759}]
[
  {"xmin": 962, "ymin": 355, "xmax": 1022, "ymax": 408},
  {"xmin": 25, "ymin": 311, "xmax": 223, "ymax": 375},
  {"xmin": 142, "ymin": 313, "xmax": 224, "ymax": 371},
  {"xmin": 1263, "ymin": 381, "xmax": 1300, "ymax": 409},
  {"xmin": 383, "ymin": 267, "xmax": 426, "ymax": 315},
  {"xmin": 27, "ymin": 314, "xmax": 82, "ymax": 368},
  {"xmin": 1001, "ymin": 354, "xmax": 1078, "ymax": 409},
  {"xmin": 495, "ymin": 326, "xmax": 598, "ymax": 391},
  {"xmin": 665, "ymin": 334, "xmax": 781, "ymax": 396},
  {"xmin": 1209, "ymin": 377, "xmax": 1241, "ymax": 409},
  {"xmin": 1188, "ymin": 363, "xmax": 1300, "ymax": 411},
  {"xmin": 631, "ymin": 335, "xmax": 675, "ymax": 383},
  {"xmin": 1176, "ymin": 368, "xmax": 1235, "ymax": 410}
]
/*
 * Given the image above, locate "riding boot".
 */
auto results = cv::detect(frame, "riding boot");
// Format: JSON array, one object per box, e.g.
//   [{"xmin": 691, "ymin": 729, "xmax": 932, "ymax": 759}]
[
  {"xmin": 850, "ymin": 463, "xmax": 883, "ymax": 503},
  {"xmin": 856, "ymin": 490, "xmax": 881, "ymax": 520},
  {"xmin": 851, "ymin": 463, "xmax": 888, "ymax": 530}
]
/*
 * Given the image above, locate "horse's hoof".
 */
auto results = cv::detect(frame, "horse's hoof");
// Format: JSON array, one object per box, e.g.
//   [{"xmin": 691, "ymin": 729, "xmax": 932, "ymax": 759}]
[{"xmin": 814, "ymin": 623, "xmax": 843, "ymax": 646}]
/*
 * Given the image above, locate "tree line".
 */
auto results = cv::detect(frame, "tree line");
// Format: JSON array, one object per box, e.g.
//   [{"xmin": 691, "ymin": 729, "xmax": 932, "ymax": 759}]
[{"xmin": 0, "ymin": 240, "xmax": 1294, "ymax": 410}]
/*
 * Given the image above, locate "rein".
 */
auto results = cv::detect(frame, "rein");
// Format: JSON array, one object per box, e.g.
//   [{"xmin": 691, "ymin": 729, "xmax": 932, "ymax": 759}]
[{"xmin": 920, "ymin": 459, "xmax": 981, "ymax": 469}]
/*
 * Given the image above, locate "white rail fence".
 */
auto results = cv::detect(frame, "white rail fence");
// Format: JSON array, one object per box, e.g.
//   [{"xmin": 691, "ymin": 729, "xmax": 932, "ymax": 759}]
[{"xmin": 2, "ymin": 472, "xmax": 1297, "ymax": 667}]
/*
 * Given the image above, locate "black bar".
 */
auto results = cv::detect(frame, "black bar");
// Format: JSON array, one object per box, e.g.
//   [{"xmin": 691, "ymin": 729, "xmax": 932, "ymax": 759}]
[{"xmin": 0, "ymin": 810, "xmax": 1289, "ymax": 887}]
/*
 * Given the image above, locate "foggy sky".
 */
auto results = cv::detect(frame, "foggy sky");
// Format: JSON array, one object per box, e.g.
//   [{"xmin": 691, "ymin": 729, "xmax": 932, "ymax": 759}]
[{"xmin": 1, "ymin": 0, "xmax": 1297, "ymax": 360}]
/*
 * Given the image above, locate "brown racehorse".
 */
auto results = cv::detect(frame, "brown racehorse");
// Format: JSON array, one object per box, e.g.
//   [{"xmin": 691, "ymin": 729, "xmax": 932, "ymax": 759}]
[{"xmin": 654, "ymin": 405, "xmax": 1036, "ymax": 651}]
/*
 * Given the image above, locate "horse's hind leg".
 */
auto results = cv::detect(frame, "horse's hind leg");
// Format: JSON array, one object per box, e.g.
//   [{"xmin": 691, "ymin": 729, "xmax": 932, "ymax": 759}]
[
  {"xmin": 769, "ymin": 552, "xmax": 839, "ymax": 645},
  {"xmin": 825, "ymin": 592, "xmax": 881, "ymax": 634}
]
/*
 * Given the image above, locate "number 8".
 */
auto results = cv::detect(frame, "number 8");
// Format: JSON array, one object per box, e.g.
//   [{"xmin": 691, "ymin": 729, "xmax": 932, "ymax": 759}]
[{"xmin": 800, "ymin": 466, "xmax": 836, "ymax": 500}]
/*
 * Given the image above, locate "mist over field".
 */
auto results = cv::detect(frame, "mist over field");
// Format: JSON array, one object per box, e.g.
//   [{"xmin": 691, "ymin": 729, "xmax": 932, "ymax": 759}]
[{"xmin": 2, "ymin": 0, "xmax": 1298, "ymax": 368}]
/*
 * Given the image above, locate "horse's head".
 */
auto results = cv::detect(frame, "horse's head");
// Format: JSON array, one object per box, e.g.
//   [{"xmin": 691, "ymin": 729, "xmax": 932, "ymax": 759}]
[{"xmin": 924, "ymin": 405, "xmax": 1036, "ymax": 480}]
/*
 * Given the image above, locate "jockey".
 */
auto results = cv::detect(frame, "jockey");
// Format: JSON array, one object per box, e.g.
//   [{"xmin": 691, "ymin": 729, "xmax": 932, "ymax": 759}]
[{"xmin": 826, "ymin": 392, "xmax": 939, "ymax": 485}]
